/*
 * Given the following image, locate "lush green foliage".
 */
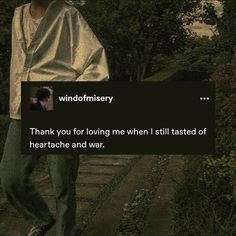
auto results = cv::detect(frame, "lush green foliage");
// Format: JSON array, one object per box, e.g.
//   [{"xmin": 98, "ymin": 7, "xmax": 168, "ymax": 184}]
[
  {"xmin": 81, "ymin": 0, "xmax": 201, "ymax": 81},
  {"xmin": 203, "ymin": 0, "xmax": 236, "ymax": 57},
  {"xmin": 174, "ymin": 153, "xmax": 236, "ymax": 235},
  {"xmin": 174, "ymin": 58, "xmax": 236, "ymax": 235},
  {"xmin": 164, "ymin": 37, "xmax": 232, "ymax": 73},
  {"xmin": 146, "ymin": 36, "xmax": 232, "ymax": 81}
]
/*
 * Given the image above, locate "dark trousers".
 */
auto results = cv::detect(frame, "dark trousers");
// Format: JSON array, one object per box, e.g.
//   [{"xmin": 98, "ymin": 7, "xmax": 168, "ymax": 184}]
[{"xmin": 0, "ymin": 120, "xmax": 79, "ymax": 236}]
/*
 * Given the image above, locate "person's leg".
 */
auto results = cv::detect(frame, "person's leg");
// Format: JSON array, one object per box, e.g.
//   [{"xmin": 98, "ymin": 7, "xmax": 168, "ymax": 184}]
[
  {"xmin": 0, "ymin": 119, "xmax": 53, "ymax": 226},
  {"xmin": 47, "ymin": 155, "xmax": 79, "ymax": 236}
]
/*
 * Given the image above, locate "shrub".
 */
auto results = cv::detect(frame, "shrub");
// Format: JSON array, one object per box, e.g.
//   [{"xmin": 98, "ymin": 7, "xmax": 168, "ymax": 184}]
[{"xmin": 174, "ymin": 58, "xmax": 236, "ymax": 235}]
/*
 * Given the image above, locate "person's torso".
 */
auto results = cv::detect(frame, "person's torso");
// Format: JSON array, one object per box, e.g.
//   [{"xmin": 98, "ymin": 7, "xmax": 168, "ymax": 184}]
[
  {"xmin": 23, "ymin": 4, "xmax": 43, "ymax": 48},
  {"xmin": 12, "ymin": 1, "xmax": 80, "ymax": 83}
]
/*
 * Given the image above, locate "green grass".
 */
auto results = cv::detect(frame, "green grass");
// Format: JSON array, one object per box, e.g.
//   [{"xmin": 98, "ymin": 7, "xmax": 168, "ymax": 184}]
[{"xmin": 145, "ymin": 67, "xmax": 179, "ymax": 81}]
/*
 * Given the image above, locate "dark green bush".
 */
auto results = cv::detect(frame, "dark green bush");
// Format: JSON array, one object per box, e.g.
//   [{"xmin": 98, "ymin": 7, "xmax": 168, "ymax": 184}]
[{"xmin": 174, "ymin": 59, "xmax": 236, "ymax": 235}]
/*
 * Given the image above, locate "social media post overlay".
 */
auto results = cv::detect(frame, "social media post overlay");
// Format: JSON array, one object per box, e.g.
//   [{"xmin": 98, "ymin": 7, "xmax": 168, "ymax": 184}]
[{"xmin": 21, "ymin": 82, "xmax": 215, "ymax": 155}]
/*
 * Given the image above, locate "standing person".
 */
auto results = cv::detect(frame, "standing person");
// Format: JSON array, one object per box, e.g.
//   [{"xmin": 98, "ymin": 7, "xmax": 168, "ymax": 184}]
[{"xmin": 0, "ymin": 0, "xmax": 109, "ymax": 235}]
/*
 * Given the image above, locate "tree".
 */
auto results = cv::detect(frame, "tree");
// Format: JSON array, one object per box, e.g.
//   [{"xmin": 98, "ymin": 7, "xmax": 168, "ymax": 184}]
[
  {"xmin": 203, "ymin": 0, "xmax": 236, "ymax": 57},
  {"xmin": 218, "ymin": 0, "xmax": 236, "ymax": 54},
  {"xmin": 80, "ymin": 0, "xmax": 201, "ymax": 81}
]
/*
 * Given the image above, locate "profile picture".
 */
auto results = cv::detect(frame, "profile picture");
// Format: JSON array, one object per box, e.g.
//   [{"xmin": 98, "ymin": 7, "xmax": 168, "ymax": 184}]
[{"xmin": 29, "ymin": 86, "xmax": 54, "ymax": 111}]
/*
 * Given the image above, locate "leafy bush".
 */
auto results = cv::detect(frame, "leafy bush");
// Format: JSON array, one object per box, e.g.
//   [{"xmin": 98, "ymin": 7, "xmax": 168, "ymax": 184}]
[
  {"xmin": 174, "ymin": 58, "xmax": 236, "ymax": 235},
  {"xmin": 154, "ymin": 37, "xmax": 232, "ymax": 74}
]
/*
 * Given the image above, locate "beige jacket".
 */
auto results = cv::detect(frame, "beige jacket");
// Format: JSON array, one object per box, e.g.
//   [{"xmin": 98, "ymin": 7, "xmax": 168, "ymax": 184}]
[{"xmin": 10, "ymin": 0, "xmax": 109, "ymax": 119}]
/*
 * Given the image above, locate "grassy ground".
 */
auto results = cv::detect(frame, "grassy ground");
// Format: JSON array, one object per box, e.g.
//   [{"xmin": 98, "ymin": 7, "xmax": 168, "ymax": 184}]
[{"xmin": 145, "ymin": 67, "xmax": 179, "ymax": 81}]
